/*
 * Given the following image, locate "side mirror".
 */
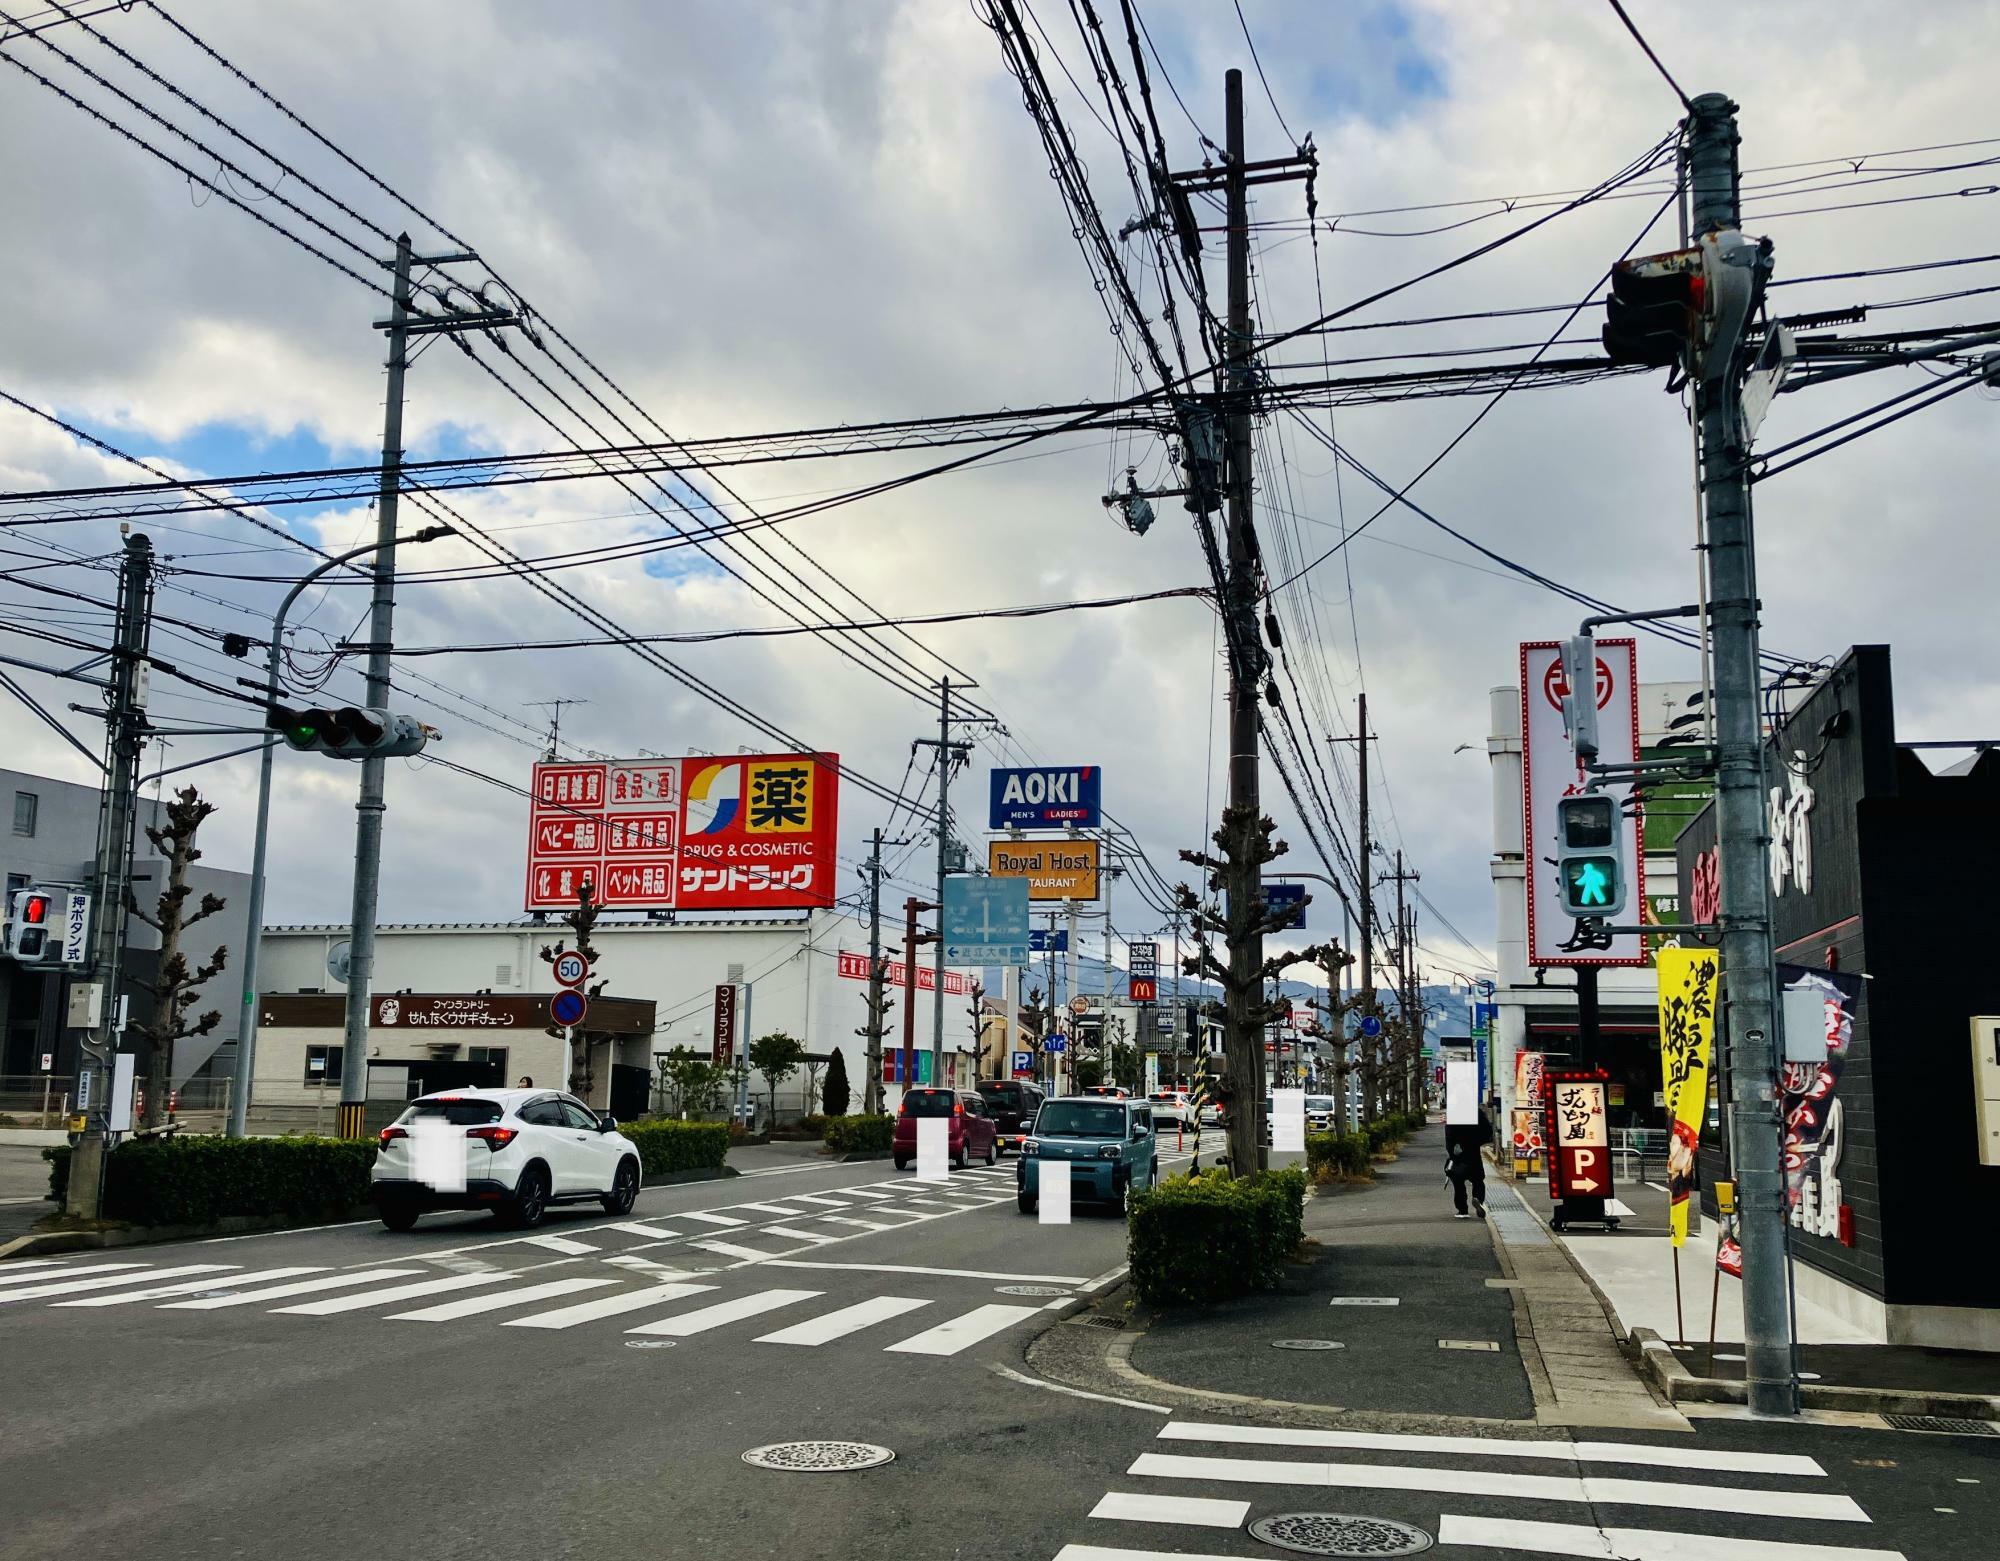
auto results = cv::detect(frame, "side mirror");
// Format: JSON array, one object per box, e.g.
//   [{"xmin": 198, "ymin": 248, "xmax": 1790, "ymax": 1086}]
[{"xmin": 598, "ymin": 1113, "xmax": 618, "ymax": 1132}]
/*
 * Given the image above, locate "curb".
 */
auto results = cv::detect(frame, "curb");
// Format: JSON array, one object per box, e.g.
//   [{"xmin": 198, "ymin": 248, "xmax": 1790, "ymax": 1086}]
[
  {"xmin": 639, "ymin": 1165, "xmax": 737, "ymax": 1188},
  {"xmin": 1631, "ymin": 1326, "xmax": 2000, "ymax": 1421},
  {"xmin": 838, "ymin": 1149, "xmax": 895, "ymax": 1163},
  {"xmin": 0, "ymin": 1205, "xmax": 376, "ymax": 1260}
]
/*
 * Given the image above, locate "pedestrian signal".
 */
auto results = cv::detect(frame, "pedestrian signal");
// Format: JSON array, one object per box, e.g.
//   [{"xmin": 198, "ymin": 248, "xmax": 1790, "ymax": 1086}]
[{"xmin": 1555, "ymin": 793, "xmax": 1626, "ymax": 919}]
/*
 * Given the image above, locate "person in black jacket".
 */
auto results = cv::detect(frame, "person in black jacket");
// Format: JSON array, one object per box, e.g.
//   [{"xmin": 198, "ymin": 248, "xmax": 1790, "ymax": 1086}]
[{"xmin": 1444, "ymin": 1111, "xmax": 1495, "ymax": 1219}]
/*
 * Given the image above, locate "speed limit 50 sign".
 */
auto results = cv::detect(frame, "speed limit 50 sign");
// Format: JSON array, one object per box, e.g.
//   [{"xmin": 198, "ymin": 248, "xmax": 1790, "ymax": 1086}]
[{"xmin": 552, "ymin": 950, "xmax": 590, "ymax": 989}]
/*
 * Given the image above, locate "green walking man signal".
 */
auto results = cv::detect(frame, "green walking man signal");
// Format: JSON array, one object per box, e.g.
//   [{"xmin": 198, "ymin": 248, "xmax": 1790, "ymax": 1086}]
[{"xmin": 1555, "ymin": 792, "xmax": 1626, "ymax": 920}]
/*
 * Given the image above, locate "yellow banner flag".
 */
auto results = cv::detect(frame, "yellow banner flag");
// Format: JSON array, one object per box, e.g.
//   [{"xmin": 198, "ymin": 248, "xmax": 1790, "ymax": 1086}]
[{"xmin": 1657, "ymin": 946, "xmax": 1720, "ymax": 1246}]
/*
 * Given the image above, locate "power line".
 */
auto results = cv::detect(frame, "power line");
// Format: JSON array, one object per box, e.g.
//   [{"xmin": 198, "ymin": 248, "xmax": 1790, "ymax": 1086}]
[{"xmin": 1602, "ymin": 0, "xmax": 1693, "ymax": 110}]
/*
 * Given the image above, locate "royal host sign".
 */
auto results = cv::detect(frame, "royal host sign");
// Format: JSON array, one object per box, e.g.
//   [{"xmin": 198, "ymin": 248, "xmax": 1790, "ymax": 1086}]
[{"xmin": 526, "ymin": 755, "xmax": 840, "ymax": 912}]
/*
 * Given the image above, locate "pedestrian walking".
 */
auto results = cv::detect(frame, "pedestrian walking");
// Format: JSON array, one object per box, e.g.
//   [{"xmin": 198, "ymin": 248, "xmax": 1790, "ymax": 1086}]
[{"xmin": 1445, "ymin": 1110, "xmax": 1494, "ymax": 1219}]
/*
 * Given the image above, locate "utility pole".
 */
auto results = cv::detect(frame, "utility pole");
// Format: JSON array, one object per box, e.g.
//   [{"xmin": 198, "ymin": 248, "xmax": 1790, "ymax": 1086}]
[
  {"xmin": 1332, "ymin": 694, "xmax": 1378, "ymax": 1119},
  {"xmin": 861, "ymin": 828, "xmax": 887, "ymax": 1114},
  {"xmin": 1689, "ymin": 91, "xmax": 1795, "ymax": 1419},
  {"xmin": 899, "ymin": 895, "xmax": 937, "ymax": 1098},
  {"xmin": 337, "ymin": 235, "xmax": 519, "ymax": 1139},
  {"xmin": 66, "ymin": 531, "xmax": 154, "ymax": 1219},
  {"xmin": 911, "ymin": 678, "xmax": 993, "ymax": 1089},
  {"xmin": 1384, "ymin": 853, "xmax": 1420, "ymax": 1112}
]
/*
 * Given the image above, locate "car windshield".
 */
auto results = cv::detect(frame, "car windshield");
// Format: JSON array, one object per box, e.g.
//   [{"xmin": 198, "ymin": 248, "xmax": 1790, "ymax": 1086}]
[
  {"xmin": 402, "ymin": 1098, "xmax": 502, "ymax": 1125},
  {"xmin": 1308, "ymin": 1097, "xmax": 1335, "ymax": 1111},
  {"xmin": 1036, "ymin": 1102, "xmax": 1128, "ymax": 1137},
  {"xmin": 903, "ymin": 1091, "xmax": 956, "ymax": 1117},
  {"xmin": 976, "ymin": 1084, "xmax": 1024, "ymax": 1107}
]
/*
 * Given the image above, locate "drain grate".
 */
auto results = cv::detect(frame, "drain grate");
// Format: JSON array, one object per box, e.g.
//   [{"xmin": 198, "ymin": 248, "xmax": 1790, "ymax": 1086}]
[
  {"xmin": 1272, "ymin": 1339, "xmax": 1346, "ymax": 1351},
  {"xmin": 1067, "ymin": 1313, "xmax": 1126, "ymax": 1330},
  {"xmin": 1249, "ymin": 1512, "xmax": 1434, "ymax": 1556},
  {"xmin": 996, "ymin": 1284, "xmax": 1072, "ymax": 1297},
  {"xmin": 1883, "ymin": 1415, "xmax": 1998, "ymax": 1437},
  {"xmin": 742, "ymin": 1440, "xmax": 895, "ymax": 1472}
]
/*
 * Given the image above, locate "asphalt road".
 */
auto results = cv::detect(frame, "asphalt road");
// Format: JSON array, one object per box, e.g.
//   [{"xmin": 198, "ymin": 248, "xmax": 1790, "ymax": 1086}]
[{"xmin": 4, "ymin": 1141, "xmax": 1995, "ymax": 1560}]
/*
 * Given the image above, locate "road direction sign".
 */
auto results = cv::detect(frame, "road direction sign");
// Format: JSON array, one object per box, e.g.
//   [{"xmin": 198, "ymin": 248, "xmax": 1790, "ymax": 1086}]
[
  {"xmin": 941, "ymin": 875, "xmax": 1031, "ymax": 965},
  {"xmin": 1047, "ymin": 1034, "xmax": 1067, "ymax": 1053},
  {"xmin": 550, "ymin": 988, "xmax": 588, "ymax": 1028},
  {"xmin": 1262, "ymin": 882, "xmax": 1307, "ymax": 927},
  {"xmin": 552, "ymin": 950, "xmax": 590, "ymax": 989},
  {"xmin": 1359, "ymin": 1014, "xmax": 1383, "ymax": 1039},
  {"xmin": 1029, "ymin": 928, "xmax": 1070, "ymax": 953}
]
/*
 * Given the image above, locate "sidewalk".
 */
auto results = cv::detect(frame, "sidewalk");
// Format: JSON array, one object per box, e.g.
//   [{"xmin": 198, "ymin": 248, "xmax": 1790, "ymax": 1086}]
[{"xmin": 1084, "ymin": 1122, "xmax": 1682, "ymax": 1430}]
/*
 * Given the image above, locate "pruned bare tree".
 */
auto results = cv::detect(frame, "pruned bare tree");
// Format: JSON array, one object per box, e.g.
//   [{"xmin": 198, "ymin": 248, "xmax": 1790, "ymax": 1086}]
[
  {"xmin": 540, "ymin": 878, "xmax": 606, "ymax": 1099},
  {"xmin": 124, "ymin": 786, "xmax": 228, "ymax": 1131}
]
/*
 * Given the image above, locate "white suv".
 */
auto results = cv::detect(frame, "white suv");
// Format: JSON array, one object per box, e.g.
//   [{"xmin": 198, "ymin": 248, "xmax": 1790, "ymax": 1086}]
[{"xmin": 371, "ymin": 1088, "xmax": 641, "ymax": 1232}]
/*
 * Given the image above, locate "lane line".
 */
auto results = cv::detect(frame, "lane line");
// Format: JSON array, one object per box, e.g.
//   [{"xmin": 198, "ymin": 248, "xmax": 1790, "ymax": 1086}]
[
  {"xmin": 519, "ymin": 1234, "xmax": 600, "ymax": 1255},
  {"xmin": 754, "ymin": 1295, "xmax": 932, "ymax": 1346},
  {"xmin": 732, "ymin": 1202, "xmax": 812, "ymax": 1216},
  {"xmin": 0, "ymin": 1261, "xmax": 150, "ymax": 1290},
  {"xmin": 163, "ymin": 1269, "xmax": 424, "ymax": 1309},
  {"xmin": 691, "ymin": 1239, "xmax": 790, "ymax": 1262},
  {"xmin": 884, "ymin": 1302, "xmax": 1043, "ymax": 1357},
  {"xmin": 761, "ymin": 1224, "xmax": 841, "ymax": 1244},
  {"xmin": 1437, "ymin": 1515, "xmax": 1906, "ymax": 1561},
  {"xmin": 272, "ymin": 1272, "xmax": 515, "ymax": 1315},
  {"xmin": 1158, "ymin": 1422, "xmax": 1826, "ymax": 1476},
  {"xmin": 1089, "ymin": 1493, "xmax": 1251, "ymax": 1529},
  {"xmin": 502, "ymin": 1280, "xmax": 717, "ymax": 1330},
  {"xmin": 0, "ymin": 1264, "xmax": 234, "ymax": 1302},
  {"xmin": 838, "ymin": 1188, "xmax": 894, "ymax": 1201},
  {"xmin": 627, "ymin": 1288, "xmax": 821, "ymax": 1337},
  {"xmin": 678, "ymin": 1211, "xmax": 749, "ymax": 1227},
  {"xmin": 813, "ymin": 1216, "xmax": 896, "ymax": 1233},
  {"xmin": 608, "ymin": 1222, "xmax": 681, "ymax": 1239},
  {"xmin": 54, "ymin": 1267, "xmax": 326, "ymax": 1306},
  {"xmin": 762, "ymin": 1259, "xmax": 1090, "ymax": 1283},
  {"xmin": 784, "ymin": 1194, "xmax": 854, "ymax": 1207},
  {"xmin": 1125, "ymin": 1454, "xmax": 1868, "ymax": 1523},
  {"xmin": 390, "ymin": 1277, "xmax": 619, "ymax": 1321}
]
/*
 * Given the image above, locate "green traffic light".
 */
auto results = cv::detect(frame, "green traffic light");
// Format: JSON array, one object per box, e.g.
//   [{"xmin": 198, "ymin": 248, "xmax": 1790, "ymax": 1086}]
[{"xmin": 1565, "ymin": 857, "xmax": 1616, "ymax": 909}]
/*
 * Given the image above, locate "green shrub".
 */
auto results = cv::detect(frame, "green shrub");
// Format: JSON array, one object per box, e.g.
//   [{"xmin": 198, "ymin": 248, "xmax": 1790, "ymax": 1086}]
[
  {"xmin": 1305, "ymin": 1130, "xmax": 1371, "ymax": 1178},
  {"xmin": 1127, "ymin": 1167, "xmax": 1307, "ymax": 1307},
  {"xmin": 624, "ymin": 1118, "xmax": 730, "ymax": 1176},
  {"xmin": 821, "ymin": 1114, "xmax": 894, "ymax": 1154},
  {"xmin": 43, "ymin": 1136, "xmax": 374, "ymax": 1226},
  {"xmin": 792, "ymin": 1114, "xmax": 828, "ymax": 1138}
]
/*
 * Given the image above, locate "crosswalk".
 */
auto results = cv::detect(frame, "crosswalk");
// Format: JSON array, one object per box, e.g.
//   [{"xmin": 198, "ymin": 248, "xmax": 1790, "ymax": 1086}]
[
  {"xmin": 1042, "ymin": 1419, "xmax": 1907, "ymax": 1561},
  {"xmin": 0, "ymin": 1251, "xmax": 1062, "ymax": 1359}
]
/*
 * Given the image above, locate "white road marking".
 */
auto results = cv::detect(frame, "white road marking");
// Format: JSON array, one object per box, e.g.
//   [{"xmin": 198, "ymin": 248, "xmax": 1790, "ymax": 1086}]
[
  {"xmin": 884, "ymin": 1302, "xmax": 1043, "ymax": 1357},
  {"xmin": 690, "ymin": 1239, "xmax": 785, "ymax": 1262},
  {"xmin": 733, "ymin": 1202, "xmax": 811, "ymax": 1216},
  {"xmin": 1158, "ymin": 1421, "xmax": 1826, "ymax": 1477},
  {"xmin": 0, "ymin": 1264, "xmax": 234, "ymax": 1302},
  {"xmin": 608, "ymin": 1222, "xmax": 681, "ymax": 1239},
  {"xmin": 784, "ymin": 1194, "xmax": 853, "ymax": 1207},
  {"xmin": 0, "ymin": 1259, "xmax": 69, "ymax": 1272},
  {"xmin": 754, "ymin": 1295, "xmax": 931, "ymax": 1345},
  {"xmin": 989, "ymin": 1364, "xmax": 1170, "ymax": 1415},
  {"xmin": 390, "ymin": 1277, "xmax": 620, "ymax": 1321},
  {"xmin": 163, "ymin": 1269, "xmax": 424, "ymax": 1309},
  {"xmin": 54, "ymin": 1267, "xmax": 327, "ymax": 1306},
  {"xmin": 0, "ymin": 1261, "xmax": 150, "ymax": 1290},
  {"xmin": 1646, "ymin": 1181, "xmax": 1673, "ymax": 1193},
  {"xmin": 198, "ymin": 1219, "xmax": 379, "ymax": 1245},
  {"xmin": 678, "ymin": 1211, "xmax": 749, "ymax": 1227},
  {"xmin": 627, "ymin": 1288, "xmax": 821, "ymax": 1336},
  {"xmin": 1089, "ymin": 1492, "xmax": 1251, "ymax": 1528},
  {"xmin": 902, "ymin": 1198, "xmax": 960, "ymax": 1209},
  {"xmin": 503, "ymin": 1280, "xmax": 717, "ymax": 1329},
  {"xmin": 760, "ymin": 1224, "xmax": 840, "ymax": 1244},
  {"xmin": 1437, "ymin": 1515, "xmax": 1906, "ymax": 1560},
  {"xmin": 838, "ymin": 1188, "xmax": 894, "ymax": 1201},
  {"xmin": 519, "ymin": 1234, "xmax": 599, "ymax": 1255},
  {"xmin": 812, "ymin": 1216, "xmax": 896, "ymax": 1233},
  {"xmin": 1054, "ymin": 1544, "xmax": 1245, "ymax": 1561},
  {"xmin": 1125, "ymin": 1454, "xmax": 1867, "ymax": 1523},
  {"xmin": 763, "ymin": 1259, "xmax": 1091, "ymax": 1283},
  {"xmin": 273, "ymin": 1272, "xmax": 516, "ymax": 1315}
]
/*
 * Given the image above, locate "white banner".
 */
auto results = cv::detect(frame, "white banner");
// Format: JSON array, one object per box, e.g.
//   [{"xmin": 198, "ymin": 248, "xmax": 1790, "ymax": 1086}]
[{"xmin": 1520, "ymin": 639, "xmax": 1645, "ymax": 966}]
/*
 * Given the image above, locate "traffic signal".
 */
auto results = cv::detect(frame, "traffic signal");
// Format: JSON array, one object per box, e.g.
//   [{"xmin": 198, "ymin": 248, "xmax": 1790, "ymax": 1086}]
[
  {"xmin": 1555, "ymin": 793, "xmax": 1626, "ymax": 920},
  {"xmin": 267, "ymin": 704, "xmax": 434, "ymax": 759},
  {"xmin": 1560, "ymin": 634, "xmax": 1601, "ymax": 765},
  {"xmin": 5, "ymin": 888, "xmax": 55, "ymax": 962},
  {"xmin": 1602, "ymin": 247, "xmax": 1703, "ymax": 369}
]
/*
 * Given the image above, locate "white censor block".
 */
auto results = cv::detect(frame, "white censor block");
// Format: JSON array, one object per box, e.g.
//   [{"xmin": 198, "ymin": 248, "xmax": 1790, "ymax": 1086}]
[
  {"xmin": 1446, "ymin": 1056, "xmax": 1477, "ymax": 1125},
  {"xmin": 1272, "ymin": 1088, "xmax": 1306, "ymax": 1153},
  {"xmin": 1039, "ymin": 1158, "xmax": 1071, "ymax": 1225},
  {"xmin": 408, "ymin": 1117, "xmax": 467, "ymax": 1193},
  {"xmin": 916, "ymin": 1114, "xmax": 949, "ymax": 1181}
]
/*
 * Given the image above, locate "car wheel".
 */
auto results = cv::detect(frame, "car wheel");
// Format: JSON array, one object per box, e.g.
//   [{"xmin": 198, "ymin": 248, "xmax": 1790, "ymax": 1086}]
[
  {"xmin": 952, "ymin": 1143, "xmax": 968, "ymax": 1171},
  {"xmin": 983, "ymin": 1138, "xmax": 997, "ymax": 1167},
  {"xmin": 894, "ymin": 1155, "xmax": 910, "ymax": 1171},
  {"xmin": 600, "ymin": 1156, "xmax": 640, "ymax": 1216},
  {"xmin": 377, "ymin": 1199, "xmax": 421, "ymax": 1233},
  {"xmin": 1017, "ymin": 1190, "xmax": 1037, "ymax": 1215},
  {"xmin": 504, "ymin": 1163, "xmax": 550, "ymax": 1229}
]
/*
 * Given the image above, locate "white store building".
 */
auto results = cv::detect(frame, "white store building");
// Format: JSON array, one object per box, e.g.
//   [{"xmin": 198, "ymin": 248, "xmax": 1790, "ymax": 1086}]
[{"xmin": 256, "ymin": 910, "xmax": 987, "ymax": 1122}]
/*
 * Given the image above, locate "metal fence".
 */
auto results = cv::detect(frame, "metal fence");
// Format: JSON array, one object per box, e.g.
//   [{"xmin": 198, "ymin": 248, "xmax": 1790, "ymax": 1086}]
[{"xmin": 0, "ymin": 1073, "xmax": 232, "ymax": 1128}]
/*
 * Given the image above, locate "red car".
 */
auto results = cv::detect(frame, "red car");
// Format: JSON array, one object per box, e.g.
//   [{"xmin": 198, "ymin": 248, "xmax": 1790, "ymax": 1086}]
[{"xmin": 892, "ymin": 1088, "xmax": 999, "ymax": 1171}]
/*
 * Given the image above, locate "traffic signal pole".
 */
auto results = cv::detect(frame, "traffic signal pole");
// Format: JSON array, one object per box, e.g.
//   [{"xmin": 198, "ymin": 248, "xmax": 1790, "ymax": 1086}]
[{"xmin": 1689, "ymin": 92, "xmax": 1795, "ymax": 1418}]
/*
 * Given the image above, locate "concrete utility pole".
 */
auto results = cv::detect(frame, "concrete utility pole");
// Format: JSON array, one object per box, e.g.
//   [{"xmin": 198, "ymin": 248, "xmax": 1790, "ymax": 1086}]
[
  {"xmin": 66, "ymin": 532, "xmax": 154, "ymax": 1218},
  {"xmin": 1384, "ymin": 852, "xmax": 1420, "ymax": 1111},
  {"xmin": 1689, "ymin": 90, "xmax": 1795, "ymax": 1419},
  {"xmin": 863, "ymin": 828, "xmax": 886, "ymax": 1114},
  {"xmin": 1332, "ymin": 694, "xmax": 1379, "ymax": 1119}
]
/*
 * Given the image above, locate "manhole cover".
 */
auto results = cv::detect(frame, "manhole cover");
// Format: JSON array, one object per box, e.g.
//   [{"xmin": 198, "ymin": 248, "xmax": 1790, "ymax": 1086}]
[
  {"xmin": 624, "ymin": 1339, "xmax": 676, "ymax": 1350},
  {"xmin": 996, "ymin": 1284, "xmax": 1072, "ymax": 1297},
  {"xmin": 1249, "ymin": 1512, "xmax": 1434, "ymax": 1556},
  {"xmin": 1883, "ymin": 1415, "xmax": 1998, "ymax": 1437},
  {"xmin": 1067, "ymin": 1314, "xmax": 1125, "ymax": 1330},
  {"xmin": 742, "ymin": 1440, "xmax": 896, "ymax": 1472},
  {"xmin": 1272, "ymin": 1339, "xmax": 1346, "ymax": 1351}
]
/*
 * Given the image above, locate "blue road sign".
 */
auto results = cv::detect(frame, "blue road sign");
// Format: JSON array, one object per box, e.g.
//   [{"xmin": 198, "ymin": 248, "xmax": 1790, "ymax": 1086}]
[
  {"xmin": 1046, "ymin": 1034, "xmax": 1067, "ymax": 1054},
  {"xmin": 942, "ymin": 875, "xmax": 1031, "ymax": 965},
  {"xmin": 1011, "ymin": 1050, "xmax": 1034, "ymax": 1075},
  {"xmin": 1029, "ymin": 928, "xmax": 1070, "ymax": 953},
  {"xmin": 1262, "ymin": 881, "xmax": 1308, "ymax": 927},
  {"xmin": 550, "ymin": 988, "xmax": 588, "ymax": 1028},
  {"xmin": 1358, "ymin": 1013, "xmax": 1383, "ymax": 1039},
  {"xmin": 989, "ymin": 766, "xmax": 1102, "ymax": 830}
]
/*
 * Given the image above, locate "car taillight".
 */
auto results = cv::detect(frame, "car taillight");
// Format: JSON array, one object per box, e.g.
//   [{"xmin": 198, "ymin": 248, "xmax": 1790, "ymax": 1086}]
[
  {"xmin": 953, "ymin": 1102, "xmax": 964, "ymax": 1116},
  {"xmin": 378, "ymin": 1126, "xmax": 407, "ymax": 1146},
  {"xmin": 467, "ymin": 1126, "xmax": 518, "ymax": 1150}
]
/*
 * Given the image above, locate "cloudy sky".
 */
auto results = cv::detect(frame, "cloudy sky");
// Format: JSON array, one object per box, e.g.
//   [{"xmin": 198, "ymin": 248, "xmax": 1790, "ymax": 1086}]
[{"xmin": 2, "ymin": 0, "xmax": 1995, "ymax": 990}]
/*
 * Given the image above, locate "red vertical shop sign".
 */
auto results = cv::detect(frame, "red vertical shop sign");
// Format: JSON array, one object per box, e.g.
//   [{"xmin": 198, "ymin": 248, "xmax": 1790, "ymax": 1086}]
[
  {"xmin": 1543, "ymin": 1070, "xmax": 1613, "ymax": 1201},
  {"xmin": 525, "ymin": 754, "xmax": 841, "ymax": 912}
]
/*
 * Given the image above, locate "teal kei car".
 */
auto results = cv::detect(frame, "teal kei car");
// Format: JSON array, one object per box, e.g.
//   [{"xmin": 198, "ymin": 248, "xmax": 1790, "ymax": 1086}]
[{"xmin": 1015, "ymin": 1096, "xmax": 1159, "ymax": 1214}]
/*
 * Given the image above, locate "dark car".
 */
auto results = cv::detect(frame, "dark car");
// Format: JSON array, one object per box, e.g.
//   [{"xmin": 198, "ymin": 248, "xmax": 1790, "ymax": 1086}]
[
  {"xmin": 975, "ymin": 1079, "xmax": 1046, "ymax": 1155},
  {"xmin": 891, "ymin": 1087, "xmax": 999, "ymax": 1171}
]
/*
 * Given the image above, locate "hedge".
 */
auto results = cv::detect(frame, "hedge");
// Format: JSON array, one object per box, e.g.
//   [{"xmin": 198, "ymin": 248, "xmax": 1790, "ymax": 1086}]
[
  {"xmin": 623, "ymin": 1118, "xmax": 731, "ymax": 1177},
  {"xmin": 44, "ymin": 1136, "xmax": 375, "ymax": 1227},
  {"xmin": 821, "ymin": 1114, "xmax": 894, "ymax": 1154},
  {"xmin": 1127, "ymin": 1167, "xmax": 1307, "ymax": 1307},
  {"xmin": 1305, "ymin": 1130, "xmax": 1372, "ymax": 1178}
]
